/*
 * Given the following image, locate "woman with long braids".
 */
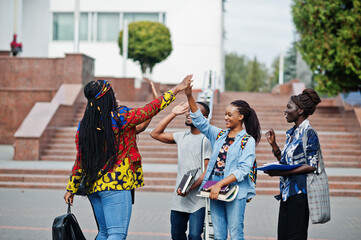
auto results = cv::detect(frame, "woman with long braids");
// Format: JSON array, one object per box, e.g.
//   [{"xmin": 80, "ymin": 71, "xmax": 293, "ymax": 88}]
[
  {"xmin": 64, "ymin": 75, "xmax": 193, "ymax": 240},
  {"xmin": 265, "ymin": 88, "xmax": 322, "ymax": 240},
  {"xmin": 185, "ymin": 84, "xmax": 261, "ymax": 240}
]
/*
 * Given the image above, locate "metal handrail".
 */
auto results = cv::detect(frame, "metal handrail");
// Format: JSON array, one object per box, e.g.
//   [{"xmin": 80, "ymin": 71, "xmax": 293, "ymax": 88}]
[{"xmin": 197, "ymin": 70, "xmax": 216, "ymax": 121}]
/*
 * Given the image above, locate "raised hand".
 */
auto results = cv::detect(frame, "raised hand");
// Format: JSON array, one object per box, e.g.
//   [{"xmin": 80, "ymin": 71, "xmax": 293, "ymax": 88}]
[
  {"xmin": 265, "ymin": 128, "xmax": 276, "ymax": 146},
  {"xmin": 172, "ymin": 102, "xmax": 189, "ymax": 116},
  {"xmin": 173, "ymin": 74, "xmax": 193, "ymax": 94},
  {"xmin": 148, "ymin": 80, "xmax": 158, "ymax": 99},
  {"xmin": 184, "ymin": 80, "xmax": 193, "ymax": 97}
]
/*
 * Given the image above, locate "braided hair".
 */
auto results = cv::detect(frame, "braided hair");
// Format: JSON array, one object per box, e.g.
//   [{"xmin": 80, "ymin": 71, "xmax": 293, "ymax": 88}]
[
  {"xmin": 78, "ymin": 80, "xmax": 123, "ymax": 193},
  {"xmin": 230, "ymin": 100, "xmax": 261, "ymax": 144},
  {"xmin": 291, "ymin": 88, "xmax": 321, "ymax": 117}
]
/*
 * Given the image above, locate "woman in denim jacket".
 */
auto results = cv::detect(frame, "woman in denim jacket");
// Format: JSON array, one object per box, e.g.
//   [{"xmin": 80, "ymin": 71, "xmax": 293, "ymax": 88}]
[{"xmin": 185, "ymin": 86, "xmax": 261, "ymax": 240}]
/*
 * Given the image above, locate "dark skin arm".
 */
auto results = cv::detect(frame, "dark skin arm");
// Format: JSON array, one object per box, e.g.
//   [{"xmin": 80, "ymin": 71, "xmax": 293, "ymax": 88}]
[
  {"xmin": 177, "ymin": 159, "xmax": 209, "ymax": 197},
  {"xmin": 64, "ymin": 192, "xmax": 74, "ymax": 205},
  {"xmin": 265, "ymin": 128, "xmax": 281, "ymax": 161},
  {"xmin": 184, "ymin": 80, "xmax": 199, "ymax": 113},
  {"xmin": 265, "ymin": 128, "xmax": 316, "ymax": 176},
  {"xmin": 207, "ymin": 174, "xmax": 238, "ymax": 200},
  {"xmin": 265, "ymin": 164, "xmax": 316, "ymax": 176},
  {"xmin": 150, "ymin": 102, "xmax": 189, "ymax": 143}
]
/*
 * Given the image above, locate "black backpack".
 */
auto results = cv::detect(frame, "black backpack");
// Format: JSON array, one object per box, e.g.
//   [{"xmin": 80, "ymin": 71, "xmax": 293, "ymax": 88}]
[{"xmin": 52, "ymin": 203, "xmax": 86, "ymax": 240}]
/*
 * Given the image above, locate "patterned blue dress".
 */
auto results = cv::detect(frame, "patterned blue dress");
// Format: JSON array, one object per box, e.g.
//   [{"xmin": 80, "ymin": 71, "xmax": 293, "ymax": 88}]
[{"xmin": 277, "ymin": 119, "xmax": 320, "ymax": 201}]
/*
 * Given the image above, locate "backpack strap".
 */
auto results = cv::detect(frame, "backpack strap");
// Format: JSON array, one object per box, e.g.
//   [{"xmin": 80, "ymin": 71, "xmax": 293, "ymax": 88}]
[
  {"xmin": 240, "ymin": 134, "xmax": 257, "ymax": 203},
  {"xmin": 216, "ymin": 130, "xmax": 224, "ymax": 140},
  {"xmin": 240, "ymin": 134, "xmax": 251, "ymax": 150},
  {"xmin": 240, "ymin": 134, "xmax": 257, "ymax": 185}
]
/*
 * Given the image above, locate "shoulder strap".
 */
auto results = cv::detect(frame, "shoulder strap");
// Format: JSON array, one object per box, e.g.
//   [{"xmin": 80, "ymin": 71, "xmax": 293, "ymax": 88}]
[
  {"xmin": 216, "ymin": 130, "xmax": 225, "ymax": 140},
  {"xmin": 201, "ymin": 136, "xmax": 207, "ymax": 172},
  {"xmin": 240, "ymin": 134, "xmax": 257, "ymax": 186},
  {"xmin": 302, "ymin": 127, "xmax": 325, "ymax": 174},
  {"xmin": 241, "ymin": 134, "xmax": 251, "ymax": 150}
]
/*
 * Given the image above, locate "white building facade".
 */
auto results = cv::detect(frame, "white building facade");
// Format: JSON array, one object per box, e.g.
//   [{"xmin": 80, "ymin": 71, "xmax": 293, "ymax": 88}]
[{"xmin": 0, "ymin": 0, "xmax": 225, "ymax": 90}]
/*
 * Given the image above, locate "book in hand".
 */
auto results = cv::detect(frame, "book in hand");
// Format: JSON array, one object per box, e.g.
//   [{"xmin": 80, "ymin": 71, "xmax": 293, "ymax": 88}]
[
  {"xmin": 178, "ymin": 168, "xmax": 199, "ymax": 194},
  {"xmin": 197, "ymin": 180, "xmax": 239, "ymax": 202},
  {"xmin": 257, "ymin": 161, "xmax": 303, "ymax": 171}
]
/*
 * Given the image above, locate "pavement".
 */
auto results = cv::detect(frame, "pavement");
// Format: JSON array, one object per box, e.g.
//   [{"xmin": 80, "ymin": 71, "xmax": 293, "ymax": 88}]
[{"xmin": 0, "ymin": 144, "xmax": 361, "ymax": 240}]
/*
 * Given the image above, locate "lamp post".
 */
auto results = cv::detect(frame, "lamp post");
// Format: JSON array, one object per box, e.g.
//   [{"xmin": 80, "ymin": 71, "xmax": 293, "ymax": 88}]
[
  {"xmin": 278, "ymin": 53, "xmax": 284, "ymax": 85},
  {"xmin": 74, "ymin": 0, "xmax": 80, "ymax": 53}
]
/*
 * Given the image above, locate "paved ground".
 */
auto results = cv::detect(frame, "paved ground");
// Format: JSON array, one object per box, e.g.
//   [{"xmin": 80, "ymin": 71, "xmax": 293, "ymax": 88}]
[{"xmin": 0, "ymin": 189, "xmax": 360, "ymax": 240}]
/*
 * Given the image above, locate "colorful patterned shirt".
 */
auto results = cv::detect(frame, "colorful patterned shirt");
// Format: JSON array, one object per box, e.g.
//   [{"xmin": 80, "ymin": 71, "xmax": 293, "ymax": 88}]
[
  {"xmin": 278, "ymin": 119, "xmax": 320, "ymax": 201},
  {"xmin": 214, "ymin": 136, "xmax": 235, "ymax": 172},
  {"xmin": 66, "ymin": 90, "xmax": 175, "ymax": 194}
]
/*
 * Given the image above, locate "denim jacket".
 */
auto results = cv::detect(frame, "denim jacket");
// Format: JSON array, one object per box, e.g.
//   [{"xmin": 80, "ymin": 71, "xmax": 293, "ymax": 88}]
[{"xmin": 190, "ymin": 109, "xmax": 256, "ymax": 200}]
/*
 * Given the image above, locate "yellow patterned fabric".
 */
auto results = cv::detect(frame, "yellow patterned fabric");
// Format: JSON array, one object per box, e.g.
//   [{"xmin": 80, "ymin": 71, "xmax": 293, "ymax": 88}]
[{"xmin": 66, "ymin": 91, "xmax": 175, "ymax": 194}]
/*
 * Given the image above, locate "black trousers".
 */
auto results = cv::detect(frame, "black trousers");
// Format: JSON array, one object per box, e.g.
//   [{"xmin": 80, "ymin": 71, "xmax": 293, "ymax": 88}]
[{"xmin": 278, "ymin": 194, "xmax": 309, "ymax": 240}]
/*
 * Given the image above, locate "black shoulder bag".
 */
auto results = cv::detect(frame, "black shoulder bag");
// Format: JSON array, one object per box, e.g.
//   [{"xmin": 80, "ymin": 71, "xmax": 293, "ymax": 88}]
[{"xmin": 52, "ymin": 202, "xmax": 86, "ymax": 240}]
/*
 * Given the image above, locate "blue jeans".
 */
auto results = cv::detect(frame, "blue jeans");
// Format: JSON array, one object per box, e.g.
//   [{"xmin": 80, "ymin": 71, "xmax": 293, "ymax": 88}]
[
  {"xmin": 88, "ymin": 190, "xmax": 132, "ymax": 240},
  {"xmin": 209, "ymin": 175, "xmax": 246, "ymax": 240},
  {"xmin": 170, "ymin": 207, "xmax": 205, "ymax": 240}
]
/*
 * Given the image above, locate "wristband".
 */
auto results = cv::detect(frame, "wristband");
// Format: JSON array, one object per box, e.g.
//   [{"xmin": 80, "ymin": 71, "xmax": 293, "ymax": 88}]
[{"xmin": 272, "ymin": 147, "xmax": 281, "ymax": 157}]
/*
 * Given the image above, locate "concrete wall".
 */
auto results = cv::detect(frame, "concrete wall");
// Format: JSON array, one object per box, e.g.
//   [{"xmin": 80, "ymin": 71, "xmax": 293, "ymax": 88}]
[{"xmin": 0, "ymin": 54, "xmax": 94, "ymax": 144}]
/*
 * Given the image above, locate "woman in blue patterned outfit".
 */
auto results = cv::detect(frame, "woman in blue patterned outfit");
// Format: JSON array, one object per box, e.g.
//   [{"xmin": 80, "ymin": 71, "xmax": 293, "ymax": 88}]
[
  {"xmin": 185, "ymin": 84, "xmax": 261, "ymax": 240},
  {"xmin": 265, "ymin": 88, "xmax": 321, "ymax": 240}
]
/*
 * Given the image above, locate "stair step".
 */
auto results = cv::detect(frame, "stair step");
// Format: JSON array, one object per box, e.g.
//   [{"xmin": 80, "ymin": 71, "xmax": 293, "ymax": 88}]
[
  {"xmin": 0, "ymin": 181, "xmax": 66, "ymax": 189},
  {"xmin": 0, "ymin": 174, "xmax": 69, "ymax": 183},
  {"xmin": 31, "ymin": 91, "xmax": 361, "ymax": 198},
  {"xmin": 137, "ymin": 185, "xmax": 174, "ymax": 192}
]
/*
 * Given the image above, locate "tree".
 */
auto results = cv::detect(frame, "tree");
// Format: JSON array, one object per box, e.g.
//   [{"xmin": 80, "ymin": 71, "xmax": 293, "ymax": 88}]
[
  {"xmin": 269, "ymin": 55, "xmax": 280, "ymax": 90},
  {"xmin": 284, "ymin": 41, "xmax": 297, "ymax": 83},
  {"xmin": 245, "ymin": 56, "xmax": 268, "ymax": 92},
  {"xmin": 119, "ymin": 21, "xmax": 172, "ymax": 74},
  {"xmin": 292, "ymin": 0, "xmax": 361, "ymax": 94},
  {"xmin": 225, "ymin": 53, "xmax": 269, "ymax": 92},
  {"xmin": 225, "ymin": 53, "xmax": 249, "ymax": 91}
]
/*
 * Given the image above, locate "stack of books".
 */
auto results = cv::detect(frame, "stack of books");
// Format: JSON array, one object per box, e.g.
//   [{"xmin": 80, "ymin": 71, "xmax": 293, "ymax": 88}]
[
  {"xmin": 197, "ymin": 180, "xmax": 239, "ymax": 202},
  {"xmin": 178, "ymin": 168, "xmax": 199, "ymax": 194}
]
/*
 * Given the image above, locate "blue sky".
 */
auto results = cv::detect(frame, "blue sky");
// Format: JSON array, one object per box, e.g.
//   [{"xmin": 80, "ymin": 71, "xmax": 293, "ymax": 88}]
[{"xmin": 224, "ymin": 0, "xmax": 295, "ymax": 68}]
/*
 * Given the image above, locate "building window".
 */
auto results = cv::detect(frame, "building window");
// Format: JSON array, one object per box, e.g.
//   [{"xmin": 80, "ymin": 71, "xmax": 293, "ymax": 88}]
[
  {"xmin": 53, "ymin": 12, "xmax": 88, "ymax": 41},
  {"xmin": 53, "ymin": 13, "xmax": 74, "ymax": 41},
  {"xmin": 97, "ymin": 13, "xmax": 119, "ymax": 41},
  {"xmin": 79, "ymin": 13, "xmax": 89, "ymax": 41},
  {"xmin": 52, "ymin": 12, "xmax": 165, "ymax": 42},
  {"xmin": 123, "ymin": 13, "xmax": 159, "ymax": 23}
]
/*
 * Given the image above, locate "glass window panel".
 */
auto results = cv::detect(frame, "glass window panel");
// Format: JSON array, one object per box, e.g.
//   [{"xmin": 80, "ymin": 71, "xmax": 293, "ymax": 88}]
[
  {"xmin": 123, "ymin": 13, "xmax": 159, "ymax": 23},
  {"xmin": 97, "ymin": 13, "xmax": 119, "ymax": 41},
  {"xmin": 79, "ymin": 13, "xmax": 88, "ymax": 41},
  {"xmin": 53, "ymin": 13, "xmax": 74, "ymax": 41}
]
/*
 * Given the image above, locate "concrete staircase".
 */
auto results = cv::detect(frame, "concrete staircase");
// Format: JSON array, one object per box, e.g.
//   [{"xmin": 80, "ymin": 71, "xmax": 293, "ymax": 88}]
[{"xmin": 1, "ymin": 92, "xmax": 361, "ymax": 197}]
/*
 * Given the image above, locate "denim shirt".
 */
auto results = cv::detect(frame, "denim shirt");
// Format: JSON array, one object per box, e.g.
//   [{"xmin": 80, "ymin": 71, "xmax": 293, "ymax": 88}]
[
  {"xmin": 190, "ymin": 109, "xmax": 256, "ymax": 200},
  {"xmin": 278, "ymin": 119, "xmax": 320, "ymax": 201}
]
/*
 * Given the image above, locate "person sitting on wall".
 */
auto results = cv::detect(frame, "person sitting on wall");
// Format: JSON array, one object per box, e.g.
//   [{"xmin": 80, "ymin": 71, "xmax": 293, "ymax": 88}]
[{"xmin": 10, "ymin": 34, "xmax": 22, "ymax": 56}]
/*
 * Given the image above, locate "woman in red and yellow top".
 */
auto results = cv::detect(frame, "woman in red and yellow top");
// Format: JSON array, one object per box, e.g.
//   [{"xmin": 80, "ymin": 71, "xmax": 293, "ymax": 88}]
[{"xmin": 64, "ymin": 75, "xmax": 193, "ymax": 240}]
